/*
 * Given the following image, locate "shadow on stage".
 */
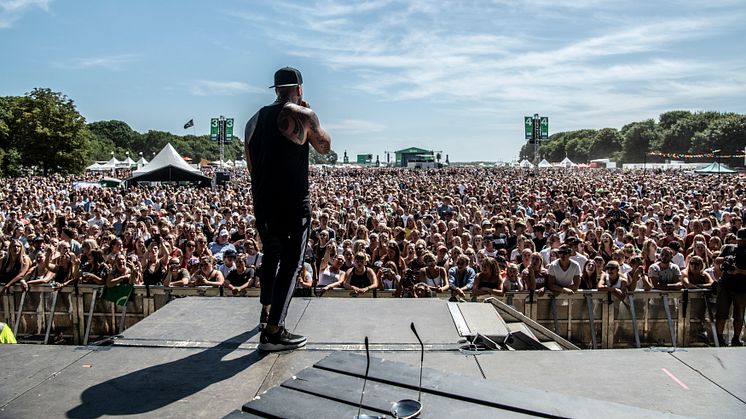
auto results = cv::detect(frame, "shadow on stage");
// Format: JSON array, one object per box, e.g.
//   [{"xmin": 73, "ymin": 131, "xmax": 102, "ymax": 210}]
[{"xmin": 66, "ymin": 328, "xmax": 264, "ymax": 418}]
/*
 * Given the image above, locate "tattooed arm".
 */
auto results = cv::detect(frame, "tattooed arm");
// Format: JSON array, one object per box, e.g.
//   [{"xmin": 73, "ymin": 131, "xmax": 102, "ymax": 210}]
[{"xmin": 277, "ymin": 102, "xmax": 332, "ymax": 154}]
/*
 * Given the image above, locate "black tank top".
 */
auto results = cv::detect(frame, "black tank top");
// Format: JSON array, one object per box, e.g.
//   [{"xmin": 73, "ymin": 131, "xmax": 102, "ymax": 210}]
[
  {"xmin": 349, "ymin": 269, "xmax": 371, "ymax": 288},
  {"xmin": 143, "ymin": 263, "xmax": 166, "ymax": 286},
  {"xmin": 248, "ymin": 102, "xmax": 310, "ymax": 225}
]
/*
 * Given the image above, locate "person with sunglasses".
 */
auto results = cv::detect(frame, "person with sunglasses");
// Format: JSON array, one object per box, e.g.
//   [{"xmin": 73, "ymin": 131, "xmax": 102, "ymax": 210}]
[
  {"xmin": 163, "ymin": 257, "xmax": 190, "ymax": 287},
  {"xmin": 191, "ymin": 256, "xmax": 224, "ymax": 287}
]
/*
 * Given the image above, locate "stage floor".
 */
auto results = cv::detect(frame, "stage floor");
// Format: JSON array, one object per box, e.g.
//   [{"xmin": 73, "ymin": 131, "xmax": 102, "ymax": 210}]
[{"xmin": 1, "ymin": 297, "xmax": 744, "ymax": 418}]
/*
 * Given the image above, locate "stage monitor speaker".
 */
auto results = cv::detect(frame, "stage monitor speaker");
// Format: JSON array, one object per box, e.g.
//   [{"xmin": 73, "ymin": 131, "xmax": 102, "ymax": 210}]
[{"xmin": 215, "ymin": 172, "xmax": 231, "ymax": 186}]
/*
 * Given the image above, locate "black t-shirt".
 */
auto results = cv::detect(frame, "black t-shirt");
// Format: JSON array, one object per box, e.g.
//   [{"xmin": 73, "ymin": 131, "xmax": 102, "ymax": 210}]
[
  {"xmin": 533, "ymin": 236, "xmax": 548, "ymax": 251},
  {"xmin": 230, "ymin": 231, "xmax": 246, "ymax": 243},
  {"xmin": 226, "ymin": 269, "xmax": 253, "ymax": 287},
  {"xmin": 720, "ymin": 244, "xmax": 746, "ymax": 292}
]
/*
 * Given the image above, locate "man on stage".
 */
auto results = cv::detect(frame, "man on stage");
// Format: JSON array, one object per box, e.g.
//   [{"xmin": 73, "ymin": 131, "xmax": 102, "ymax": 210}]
[{"xmin": 245, "ymin": 66, "xmax": 331, "ymax": 351}]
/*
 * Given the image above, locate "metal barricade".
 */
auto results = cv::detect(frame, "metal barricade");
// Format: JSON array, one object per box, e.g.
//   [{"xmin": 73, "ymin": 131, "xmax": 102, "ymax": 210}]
[{"xmin": 0, "ymin": 285, "xmax": 729, "ymax": 348}]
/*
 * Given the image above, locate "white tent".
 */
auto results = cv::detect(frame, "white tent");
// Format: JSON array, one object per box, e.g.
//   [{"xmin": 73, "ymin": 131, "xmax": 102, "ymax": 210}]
[
  {"xmin": 85, "ymin": 162, "xmax": 111, "ymax": 172},
  {"xmin": 118, "ymin": 157, "xmax": 137, "ymax": 168},
  {"xmin": 519, "ymin": 159, "xmax": 534, "ymax": 169},
  {"xmin": 128, "ymin": 143, "xmax": 211, "ymax": 186},
  {"xmin": 560, "ymin": 157, "xmax": 577, "ymax": 168},
  {"xmin": 136, "ymin": 157, "xmax": 148, "ymax": 169},
  {"xmin": 538, "ymin": 159, "xmax": 552, "ymax": 168},
  {"xmin": 234, "ymin": 159, "xmax": 247, "ymax": 168},
  {"xmin": 105, "ymin": 157, "xmax": 122, "ymax": 167},
  {"xmin": 132, "ymin": 143, "xmax": 203, "ymax": 176},
  {"xmin": 211, "ymin": 160, "xmax": 233, "ymax": 168}
]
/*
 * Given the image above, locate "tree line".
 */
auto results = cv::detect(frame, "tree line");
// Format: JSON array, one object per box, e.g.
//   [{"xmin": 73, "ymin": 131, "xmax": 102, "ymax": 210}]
[
  {"xmin": 0, "ymin": 88, "xmax": 338, "ymax": 177},
  {"xmin": 518, "ymin": 110, "xmax": 746, "ymax": 166}
]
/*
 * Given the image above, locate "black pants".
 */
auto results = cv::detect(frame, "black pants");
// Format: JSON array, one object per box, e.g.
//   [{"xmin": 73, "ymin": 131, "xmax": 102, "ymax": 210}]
[{"xmin": 257, "ymin": 216, "xmax": 310, "ymax": 327}]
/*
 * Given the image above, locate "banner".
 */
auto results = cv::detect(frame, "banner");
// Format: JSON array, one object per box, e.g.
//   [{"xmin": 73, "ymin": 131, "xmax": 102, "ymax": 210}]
[
  {"xmin": 210, "ymin": 118, "xmax": 219, "ymax": 141},
  {"xmin": 647, "ymin": 151, "xmax": 745, "ymax": 159},
  {"xmin": 524, "ymin": 116, "xmax": 533, "ymax": 140},
  {"xmin": 540, "ymin": 117, "xmax": 549, "ymax": 139}
]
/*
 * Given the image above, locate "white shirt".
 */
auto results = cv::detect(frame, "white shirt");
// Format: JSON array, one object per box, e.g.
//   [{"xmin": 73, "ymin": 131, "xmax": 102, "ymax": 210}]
[
  {"xmin": 570, "ymin": 253, "xmax": 588, "ymax": 272},
  {"xmin": 548, "ymin": 259, "xmax": 581, "ymax": 287},
  {"xmin": 672, "ymin": 252, "xmax": 686, "ymax": 269}
]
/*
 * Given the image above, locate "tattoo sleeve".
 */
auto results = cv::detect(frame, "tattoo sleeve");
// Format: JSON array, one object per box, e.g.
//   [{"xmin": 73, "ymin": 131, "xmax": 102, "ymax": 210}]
[{"xmin": 277, "ymin": 107, "xmax": 307, "ymax": 145}]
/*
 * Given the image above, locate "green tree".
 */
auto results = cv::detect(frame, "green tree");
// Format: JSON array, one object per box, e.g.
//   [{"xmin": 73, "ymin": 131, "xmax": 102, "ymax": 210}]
[
  {"xmin": 690, "ymin": 114, "xmax": 746, "ymax": 166},
  {"xmin": 11, "ymin": 88, "xmax": 91, "ymax": 175},
  {"xmin": 657, "ymin": 111, "xmax": 721, "ymax": 155},
  {"xmin": 565, "ymin": 136, "xmax": 592, "ymax": 162},
  {"xmin": 620, "ymin": 120, "xmax": 659, "ymax": 163},
  {"xmin": 0, "ymin": 148, "xmax": 23, "ymax": 177},
  {"xmin": 0, "ymin": 96, "xmax": 17, "ymax": 148},
  {"xmin": 589, "ymin": 128, "xmax": 623, "ymax": 160},
  {"xmin": 310, "ymin": 148, "xmax": 338, "ymax": 164},
  {"xmin": 88, "ymin": 120, "xmax": 140, "ymax": 150},
  {"xmin": 658, "ymin": 110, "xmax": 693, "ymax": 131}
]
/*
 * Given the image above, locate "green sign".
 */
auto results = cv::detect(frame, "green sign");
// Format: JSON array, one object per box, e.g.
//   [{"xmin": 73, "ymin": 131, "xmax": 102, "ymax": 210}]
[
  {"xmin": 524, "ymin": 116, "xmax": 533, "ymax": 140},
  {"xmin": 210, "ymin": 118, "xmax": 219, "ymax": 141},
  {"xmin": 210, "ymin": 118, "xmax": 234, "ymax": 142},
  {"xmin": 225, "ymin": 118, "xmax": 234, "ymax": 143},
  {"xmin": 540, "ymin": 117, "xmax": 549, "ymax": 139},
  {"xmin": 356, "ymin": 154, "xmax": 373, "ymax": 164}
]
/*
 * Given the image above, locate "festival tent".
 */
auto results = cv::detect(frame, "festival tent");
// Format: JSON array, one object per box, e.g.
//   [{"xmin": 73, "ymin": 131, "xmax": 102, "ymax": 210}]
[
  {"xmin": 127, "ymin": 143, "xmax": 211, "ymax": 186},
  {"xmin": 694, "ymin": 162, "xmax": 737, "ymax": 175},
  {"xmin": 118, "ymin": 157, "xmax": 137, "ymax": 168},
  {"xmin": 519, "ymin": 159, "xmax": 534, "ymax": 169},
  {"xmin": 537, "ymin": 159, "xmax": 552, "ymax": 169},
  {"xmin": 136, "ymin": 157, "xmax": 148, "ymax": 168},
  {"xmin": 105, "ymin": 157, "xmax": 122, "ymax": 167},
  {"xmin": 85, "ymin": 162, "xmax": 110, "ymax": 172},
  {"xmin": 560, "ymin": 157, "xmax": 577, "ymax": 168},
  {"xmin": 234, "ymin": 159, "xmax": 247, "ymax": 168}
]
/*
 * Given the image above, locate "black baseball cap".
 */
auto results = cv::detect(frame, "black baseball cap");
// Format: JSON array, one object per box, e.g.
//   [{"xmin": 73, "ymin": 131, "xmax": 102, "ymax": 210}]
[
  {"xmin": 269, "ymin": 66, "xmax": 303, "ymax": 88},
  {"xmin": 737, "ymin": 228, "xmax": 746, "ymax": 240}
]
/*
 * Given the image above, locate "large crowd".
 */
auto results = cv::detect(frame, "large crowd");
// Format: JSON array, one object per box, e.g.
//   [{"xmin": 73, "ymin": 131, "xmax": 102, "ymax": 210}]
[{"xmin": 0, "ymin": 166, "xmax": 744, "ymax": 345}]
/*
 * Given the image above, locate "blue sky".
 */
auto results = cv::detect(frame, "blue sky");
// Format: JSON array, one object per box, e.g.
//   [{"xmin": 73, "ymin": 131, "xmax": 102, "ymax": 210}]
[{"xmin": 1, "ymin": 0, "xmax": 745, "ymax": 162}]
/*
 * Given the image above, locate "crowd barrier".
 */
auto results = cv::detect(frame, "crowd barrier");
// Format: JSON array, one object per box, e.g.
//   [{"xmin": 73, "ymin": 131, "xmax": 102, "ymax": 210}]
[{"xmin": 0, "ymin": 284, "xmax": 730, "ymax": 349}]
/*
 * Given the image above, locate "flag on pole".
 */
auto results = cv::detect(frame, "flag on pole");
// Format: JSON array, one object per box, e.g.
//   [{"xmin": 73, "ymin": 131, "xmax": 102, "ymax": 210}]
[{"xmin": 183, "ymin": 119, "xmax": 194, "ymax": 129}]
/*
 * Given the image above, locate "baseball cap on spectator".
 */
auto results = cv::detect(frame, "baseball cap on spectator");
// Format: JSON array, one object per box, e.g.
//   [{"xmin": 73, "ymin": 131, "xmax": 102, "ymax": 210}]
[
  {"xmin": 224, "ymin": 249, "xmax": 237, "ymax": 258},
  {"xmin": 219, "ymin": 229, "xmax": 229, "ymax": 237},
  {"xmin": 737, "ymin": 228, "xmax": 746, "ymax": 240},
  {"xmin": 269, "ymin": 66, "xmax": 303, "ymax": 88},
  {"xmin": 33, "ymin": 236, "xmax": 45, "ymax": 243},
  {"xmin": 436, "ymin": 244, "xmax": 447, "ymax": 252}
]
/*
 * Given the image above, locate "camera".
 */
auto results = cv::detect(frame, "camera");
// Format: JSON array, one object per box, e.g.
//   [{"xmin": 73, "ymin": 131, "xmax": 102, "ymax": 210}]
[
  {"xmin": 722, "ymin": 255, "xmax": 737, "ymax": 272},
  {"xmin": 400, "ymin": 268, "xmax": 418, "ymax": 289}
]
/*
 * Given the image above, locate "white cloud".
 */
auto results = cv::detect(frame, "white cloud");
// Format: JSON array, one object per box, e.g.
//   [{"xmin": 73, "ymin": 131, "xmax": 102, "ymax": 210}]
[
  {"xmin": 0, "ymin": 0, "xmax": 51, "ymax": 28},
  {"xmin": 54, "ymin": 54, "xmax": 138, "ymax": 70},
  {"xmin": 325, "ymin": 119, "xmax": 386, "ymax": 134},
  {"xmin": 228, "ymin": 0, "xmax": 746, "ymax": 160},
  {"xmin": 190, "ymin": 80, "xmax": 264, "ymax": 96}
]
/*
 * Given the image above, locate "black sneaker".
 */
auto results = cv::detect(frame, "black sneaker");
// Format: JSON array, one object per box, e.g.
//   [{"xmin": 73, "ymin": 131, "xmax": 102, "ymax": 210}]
[
  {"xmin": 731, "ymin": 338, "xmax": 743, "ymax": 347},
  {"xmin": 258, "ymin": 327, "xmax": 307, "ymax": 352},
  {"xmin": 259, "ymin": 309, "xmax": 269, "ymax": 330}
]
